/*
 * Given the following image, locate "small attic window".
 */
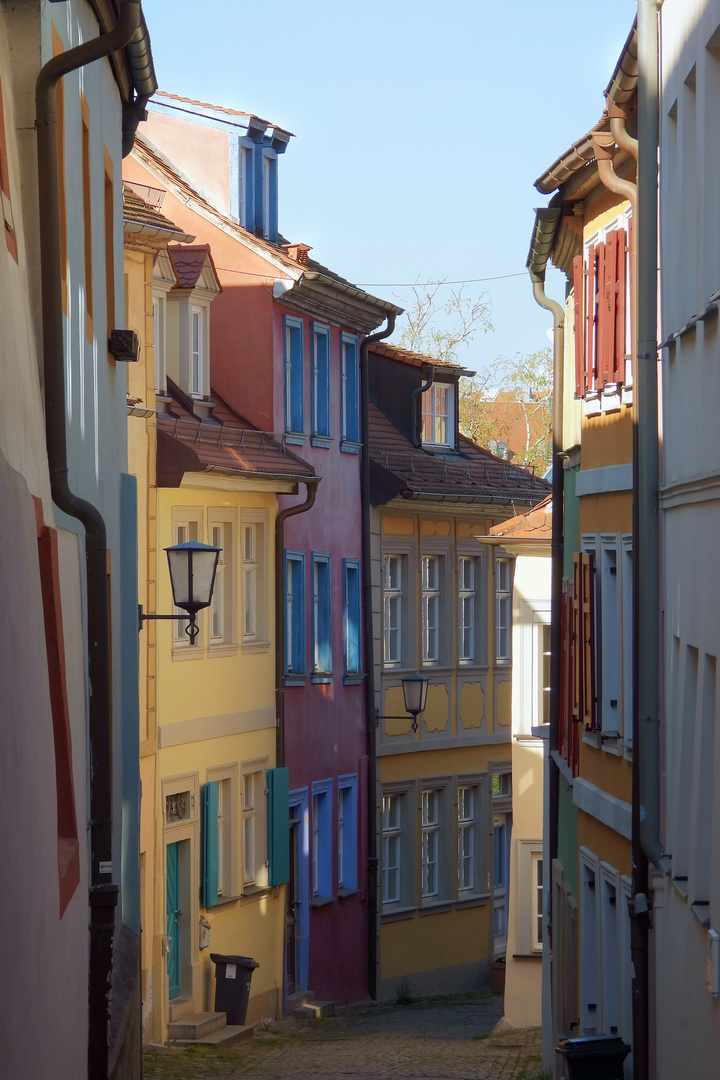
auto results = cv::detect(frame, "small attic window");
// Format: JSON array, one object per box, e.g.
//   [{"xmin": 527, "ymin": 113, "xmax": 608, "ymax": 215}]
[{"xmin": 422, "ymin": 384, "xmax": 455, "ymax": 448}]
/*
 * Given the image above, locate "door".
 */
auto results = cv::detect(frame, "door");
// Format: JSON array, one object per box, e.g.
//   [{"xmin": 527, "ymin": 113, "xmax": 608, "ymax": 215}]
[
  {"xmin": 288, "ymin": 791, "xmax": 310, "ymax": 993},
  {"xmin": 166, "ymin": 841, "xmax": 180, "ymax": 999},
  {"xmin": 493, "ymin": 812, "xmax": 512, "ymax": 957},
  {"xmin": 285, "ymin": 815, "xmax": 299, "ymax": 995}
]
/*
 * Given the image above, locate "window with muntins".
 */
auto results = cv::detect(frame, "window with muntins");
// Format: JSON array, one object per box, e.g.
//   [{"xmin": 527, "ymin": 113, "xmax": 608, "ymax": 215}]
[
  {"xmin": 532, "ymin": 852, "xmax": 544, "ymax": 952},
  {"xmin": 341, "ymin": 333, "xmax": 360, "ymax": 448},
  {"xmin": 457, "ymin": 785, "xmax": 475, "ymax": 892},
  {"xmin": 312, "ymin": 553, "xmax": 332, "ymax": 678},
  {"xmin": 458, "ymin": 556, "xmax": 475, "ymax": 662},
  {"xmin": 422, "ymin": 384, "xmax": 455, "ymax": 447},
  {"xmin": 189, "ymin": 306, "xmax": 204, "ymax": 396},
  {"xmin": 209, "ymin": 519, "xmax": 233, "ymax": 646},
  {"xmin": 243, "ymin": 523, "xmax": 258, "ymax": 641},
  {"xmin": 284, "ymin": 316, "xmax": 304, "ymax": 437},
  {"xmin": 153, "ymin": 294, "xmax": 166, "ymax": 392},
  {"xmin": 382, "ymin": 793, "xmax": 402, "ymax": 904},
  {"xmin": 496, "ymin": 557, "xmax": 512, "ymax": 662},
  {"xmin": 338, "ymin": 775, "xmax": 358, "ymax": 892},
  {"xmin": 422, "ymin": 555, "xmax": 441, "ymax": 663},
  {"xmin": 173, "ymin": 518, "xmax": 201, "ymax": 647},
  {"xmin": 421, "ymin": 788, "xmax": 440, "ymax": 898},
  {"xmin": 383, "ymin": 554, "xmax": 404, "ymax": 665},
  {"xmin": 343, "ymin": 559, "xmax": 362, "ymax": 677},
  {"xmin": 285, "ymin": 551, "xmax": 306, "ymax": 677},
  {"xmin": 311, "ymin": 322, "xmax": 331, "ymax": 444},
  {"xmin": 242, "ymin": 766, "xmax": 268, "ymax": 889}
]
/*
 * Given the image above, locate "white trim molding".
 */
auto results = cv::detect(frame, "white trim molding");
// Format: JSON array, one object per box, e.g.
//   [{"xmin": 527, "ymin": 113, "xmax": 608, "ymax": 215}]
[
  {"xmin": 575, "ymin": 464, "xmax": 633, "ymax": 497},
  {"xmin": 572, "ymin": 776, "xmax": 632, "ymax": 840}
]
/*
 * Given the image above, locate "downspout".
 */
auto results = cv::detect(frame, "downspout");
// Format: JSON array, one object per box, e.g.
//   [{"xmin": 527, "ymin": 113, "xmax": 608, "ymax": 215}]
[
  {"xmin": 35, "ymin": 4, "xmax": 142, "ymax": 1079},
  {"xmin": 274, "ymin": 479, "xmax": 319, "ymax": 768},
  {"xmin": 411, "ymin": 366, "xmax": 436, "ymax": 447},
  {"xmin": 360, "ymin": 312, "xmax": 397, "ymax": 1000},
  {"xmin": 526, "ymin": 206, "xmax": 561, "ymax": 1065}
]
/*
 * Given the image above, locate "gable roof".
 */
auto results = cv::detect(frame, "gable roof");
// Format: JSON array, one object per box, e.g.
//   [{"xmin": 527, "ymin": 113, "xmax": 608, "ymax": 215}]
[
  {"xmin": 167, "ymin": 244, "xmax": 222, "ymax": 293},
  {"xmin": 156, "ymin": 385, "xmax": 317, "ymax": 488},
  {"xmin": 152, "ymin": 90, "xmax": 293, "ymax": 138},
  {"xmin": 368, "ymin": 402, "xmax": 550, "ymax": 508},
  {"xmin": 371, "ymin": 341, "xmax": 472, "ymax": 375},
  {"xmin": 122, "ymin": 184, "xmax": 195, "ymax": 243}
]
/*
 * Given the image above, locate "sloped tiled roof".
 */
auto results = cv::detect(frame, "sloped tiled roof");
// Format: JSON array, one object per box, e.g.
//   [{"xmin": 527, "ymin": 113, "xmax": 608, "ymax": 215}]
[
  {"xmin": 153, "ymin": 90, "xmax": 293, "ymax": 136},
  {"xmin": 371, "ymin": 341, "xmax": 470, "ymax": 373},
  {"xmin": 489, "ymin": 495, "xmax": 552, "ymax": 538},
  {"xmin": 122, "ymin": 184, "xmax": 194, "ymax": 241},
  {"xmin": 369, "ymin": 403, "xmax": 550, "ymax": 506},
  {"xmin": 167, "ymin": 244, "xmax": 221, "ymax": 292},
  {"xmin": 157, "ymin": 387, "xmax": 317, "ymax": 486}
]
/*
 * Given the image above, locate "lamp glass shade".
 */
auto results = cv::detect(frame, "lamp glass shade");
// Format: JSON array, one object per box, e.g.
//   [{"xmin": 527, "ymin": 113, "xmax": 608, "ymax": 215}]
[
  {"xmin": 165, "ymin": 541, "xmax": 220, "ymax": 612},
  {"xmin": 402, "ymin": 673, "xmax": 429, "ymax": 716}
]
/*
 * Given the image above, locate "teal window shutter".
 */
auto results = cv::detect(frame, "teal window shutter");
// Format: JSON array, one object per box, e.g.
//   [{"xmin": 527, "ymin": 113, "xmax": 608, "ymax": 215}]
[
  {"xmin": 202, "ymin": 781, "xmax": 219, "ymax": 907},
  {"xmin": 268, "ymin": 767, "xmax": 290, "ymax": 885}
]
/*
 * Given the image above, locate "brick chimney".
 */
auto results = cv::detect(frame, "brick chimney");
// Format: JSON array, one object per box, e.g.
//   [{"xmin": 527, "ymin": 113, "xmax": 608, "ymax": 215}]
[{"xmin": 282, "ymin": 242, "xmax": 312, "ymax": 265}]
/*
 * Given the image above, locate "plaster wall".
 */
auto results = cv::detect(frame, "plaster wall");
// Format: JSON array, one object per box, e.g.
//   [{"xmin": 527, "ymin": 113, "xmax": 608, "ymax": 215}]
[{"xmin": 143, "ymin": 109, "xmax": 232, "ymax": 217}]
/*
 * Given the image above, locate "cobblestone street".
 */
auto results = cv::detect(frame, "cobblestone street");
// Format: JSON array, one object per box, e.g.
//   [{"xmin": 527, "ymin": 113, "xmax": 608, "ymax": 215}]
[{"xmin": 142, "ymin": 995, "xmax": 543, "ymax": 1080}]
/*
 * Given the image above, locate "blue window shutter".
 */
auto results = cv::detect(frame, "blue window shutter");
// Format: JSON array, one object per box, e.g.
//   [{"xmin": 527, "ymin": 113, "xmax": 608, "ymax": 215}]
[
  {"xmin": 202, "ymin": 782, "xmax": 219, "ymax": 907},
  {"xmin": 342, "ymin": 335, "xmax": 360, "ymax": 444},
  {"xmin": 268, "ymin": 767, "xmax": 290, "ymax": 885},
  {"xmin": 339, "ymin": 777, "xmax": 358, "ymax": 891},
  {"xmin": 286, "ymin": 551, "xmax": 306, "ymax": 674},
  {"xmin": 344, "ymin": 560, "xmax": 361, "ymax": 674},
  {"xmin": 312, "ymin": 325, "xmax": 330, "ymax": 438},
  {"xmin": 313, "ymin": 555, "xmax": 332, "ymax": 673},
  {"xmin": 284, "ymin": 318, "xmax": 304, "ymax": 435}
]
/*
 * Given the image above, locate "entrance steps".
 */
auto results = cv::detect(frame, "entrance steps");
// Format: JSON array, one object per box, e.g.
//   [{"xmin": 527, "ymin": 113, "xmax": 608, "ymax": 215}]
[
  {"xmin": 288, "ymin": 990, "xmax": 335, "ymax": 1019},
  {"xmin": 167, "ymin": 1011, "xmax": 255, "ymax": 1047}
]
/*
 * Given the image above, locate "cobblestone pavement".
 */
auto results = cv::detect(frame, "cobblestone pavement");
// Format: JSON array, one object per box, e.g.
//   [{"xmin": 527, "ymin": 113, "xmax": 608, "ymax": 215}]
[{"xmin": 142, "ymin": 994, "xmax": 544, "ymax": 1080}]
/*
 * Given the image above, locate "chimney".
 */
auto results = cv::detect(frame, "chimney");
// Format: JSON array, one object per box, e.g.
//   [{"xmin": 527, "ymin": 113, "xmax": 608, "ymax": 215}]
[{"xmin": 282, "ymin": 242, "xmax": 312, "ymax": 266}]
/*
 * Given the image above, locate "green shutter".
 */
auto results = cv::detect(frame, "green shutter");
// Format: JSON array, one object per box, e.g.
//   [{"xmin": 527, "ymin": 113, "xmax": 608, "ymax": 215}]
[
  {"xmin": 202, "ymin": 781, "xmax": 219, "ymax": 907},
  {"xmin": 268, "ymin": 767, "xmax": 290, "ymax": 885}
]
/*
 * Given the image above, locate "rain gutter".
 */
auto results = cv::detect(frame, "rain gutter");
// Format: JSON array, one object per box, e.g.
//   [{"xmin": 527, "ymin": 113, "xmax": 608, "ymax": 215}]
[{"xmin": 35, "ymin": 4, "xmax": 144, "ymax": 1078}]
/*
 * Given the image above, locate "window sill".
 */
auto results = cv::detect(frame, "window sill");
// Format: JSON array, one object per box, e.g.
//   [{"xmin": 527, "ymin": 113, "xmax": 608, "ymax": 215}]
[
  {"xmin": 172, "ymin": 647, "xmax": 205, "ymax": 662},
  {"xmin": 691, "ymin": 901, "xmax": 711, "ymax": 928},
  {"xmin": 672, "ymin": 876, "xmax": 689, "ymax": 901},
  {"xmin": 456, "ymin": 892, "xmax": 490, "ymax": 909},
  {"xmin": 206, "ymin": 894, "xmax": 241, "ymax": 908},
  {"xmin": 421, "ymin": 441, "xmax": 457, "ymax": 453},
  {"xmin": 340, "ymin": 441, "xmax": 361, "ymax": 455},
  {"xmin": 582, "ymin": 728, "xmax": 602, "ymax": 750},
  {"xmin": 338, "ymin": 887, "xmax": 359, "ymax": 899},
  {"xmin": 310, "ymin": 435, "xmax": 332, "ymax": 449},
  {"xmin": 207, "ymin": 643, "xmax": 240, "ymax": 658},
  {"xmin": 285, "ymin": 433, "xmax": 306, "ymax": 446},
  {"xmin": 241, "ymin": 884, "xmax": 272, "ymax": 901},
  {"xmin": 311, "ymin": 895, "xmax": 334, "ymax": 908},
  {"xmin": 381, "ymin": 905, "xmax": 416, "ymax": 923},
  {"xmin": 311, "ymin": 673, "xmax": 333, "ymax": 684},
  {"xmin": 285, "ymin": 674, "xmax": 307, "ymax": 687},
  {"xmin": 419, "ymin": 899, "xmax": 453, "ymax": 916},
  {"xmin": 343, "ymin": 674, "xmax": 365, "ymax": 685},
  {"xmin": 242, "ymin": 640, "xmax": 271, "ymax": 654}
]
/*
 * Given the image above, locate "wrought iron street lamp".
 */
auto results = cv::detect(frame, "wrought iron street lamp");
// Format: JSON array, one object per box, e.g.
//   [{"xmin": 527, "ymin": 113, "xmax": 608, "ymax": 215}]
[
  {"xmin": 377, "ymin": 673, "xmax": 430, "ymax": 733},
  {"xmin": 138, "ymin": 540, "xmax": 221, "ymax": 645}
]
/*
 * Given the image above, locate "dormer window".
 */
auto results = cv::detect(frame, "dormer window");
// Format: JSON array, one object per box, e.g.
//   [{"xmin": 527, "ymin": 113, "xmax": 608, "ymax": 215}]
[
  {"xmin": 165, "ymin": 244, "xmax": 222, "ymax": 419},
  {"xmin": 232, "ymin": 130, "xmax": 285, "ymax": 243},
  {"xmin": 189, "ymin": 305, "xmax": 206, "ymax": 396},
  {"xmin": 422, "ymin": 384, "xmax": 455, "ymax": 448}
]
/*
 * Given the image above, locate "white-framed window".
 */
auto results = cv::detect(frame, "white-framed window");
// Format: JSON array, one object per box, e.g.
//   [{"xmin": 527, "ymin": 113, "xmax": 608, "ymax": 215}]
[
  {"xmin": 241, "ymin": 510, "xmax": 269, "ymax": 649},
  {"xmin": 495, "ymin": 556, "xmax": 512, "ymax": 662},
  {"xmin": 208, "ymin": 514, "xmax": 235, "ymax": 648},
  {"xmin": 539, "ymin": 623, "xmax": 552, "ymax": 725},
  {"xmin": 153, "ymin": 293, "xmax": 166, "ymax": 393},
  {"xmin": 422, "ymin": 554, "xmax": 441, "ymax": 663},
  {"xmin": 172, "ymin": 514, "xmax": 202, "ymax": 649},
  {"xmin": 621, "ymin": 536, "xmax": 633, "ymax": 746},
  {"xmin": 383, "ymin": 554, "xmax": 404, "ymax": 665},
  {"xmin": 422, "ymin": 383, "xmax": 455, "ymax": 447},
  {"xmin": 458, "ymin": 556, "xmax": 475, "ymax": 662},
  {"xmin": 382, "ymin": 791, "xmax": 404, "ymax": 905},
  {"xmin": 205, "ymin": 765, "xmax": 238, "ymax": 901},
  {"xmin": 600, "ymin": 535, "xmax": 622, "ymax": 735},
  {"xmin": 532, "ymin": 851, "xmax": 543, "ymax": 951},
  {"xmin": 457, "ymin": 784, "xmax": 475, "ymax": 892},
  {"xmin": 421, "ymin": 788, "xmax": 440, "ymax": 898},
  {"xmin": 189, "ymin": 305, "xmax": 205, "ymax": 396},
  {"xmin": 457, "ymin": 774, "xmax": 489, "ymax": 899},
  {"xmin": 242, "ymin": 762, "xmax": 268, "ymax": 890}
]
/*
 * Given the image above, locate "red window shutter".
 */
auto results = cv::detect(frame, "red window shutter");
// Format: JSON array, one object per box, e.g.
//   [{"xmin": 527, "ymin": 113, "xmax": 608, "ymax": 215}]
[
  {"xmin": 595, "ymin": 243, "xmax": 606, "ymax": 391},
  {"xmin": 573, "ymin": 255, "xmax": 585, "ymax": 398},
  {"xmin": 602, "ymin": 235, "xmax": 616, "ymax": 385},
  {"xmin": 581, "ymin": 553, "xmax": 596, "ymax": 730},
  {"xmin": 565, "ymin": 592, "xmax": 579, "ymax": 776},
  {"xmin": 627, "ymin": 218, "xmax": 633, "ymax": 383},
  {"xmin": 586, "ymin": 244, "xmax": 597, "ymax": 393},
  {"xmin": 614, "ymin": 227, "xmax": 627, "ymax": 384}
]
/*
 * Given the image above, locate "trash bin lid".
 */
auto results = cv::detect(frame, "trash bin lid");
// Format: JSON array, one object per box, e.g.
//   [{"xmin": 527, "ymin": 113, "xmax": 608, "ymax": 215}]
[
  {"xmin": 558, "ymin": 1036, "xmax": 626, "ymax": 1049},
  {"xmin": 209, "ymin": 953, "xmax": 259, "ymax": 968}
]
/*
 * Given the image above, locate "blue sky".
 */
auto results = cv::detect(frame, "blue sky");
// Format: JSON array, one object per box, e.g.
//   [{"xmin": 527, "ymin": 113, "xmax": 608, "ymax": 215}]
[{"xmin": 141, "ymin": 0, "xmax": 637, "ymax": 373}]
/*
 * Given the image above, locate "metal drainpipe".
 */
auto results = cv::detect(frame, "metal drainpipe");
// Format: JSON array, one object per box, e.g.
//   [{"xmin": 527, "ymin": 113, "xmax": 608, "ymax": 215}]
[
  {"xmin": 274, "ymin": 479, "xmax": 320, "ymax": 768},
  {"xmin": 530, "ymin": 277, "xmax": 563, "ymax": 1045},
  {"xmin": 35, "ymin": 4, "xmax": 141, "ymax": 1079},
  {"xmin": 411, "ymin": 367, "xmax": 436, "ymax": 447},
  {"xmin": 360, "ymin": 313, "xmax": 396, "ymax": 1000}
]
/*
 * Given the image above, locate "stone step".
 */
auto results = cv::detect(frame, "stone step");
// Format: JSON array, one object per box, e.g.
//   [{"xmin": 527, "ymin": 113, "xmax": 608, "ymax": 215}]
[
  {"xmin": 167, "ymin": 997, "xmax": 195, "ymax": 1023},
  {"xmin": 292, "ymin": 1000, "xmax": 335, "ymax": 1019},
  {"xmin": 287, "ymin": 990, "xmax": 315, "ymax": 1010},
  {"xmin": 168, "ymin": 1012, "xmax": 227, "ymax": 1041},
  {"xmin": 172, "ymin": 1023, "xmax": 256, "ymax": 1048}
]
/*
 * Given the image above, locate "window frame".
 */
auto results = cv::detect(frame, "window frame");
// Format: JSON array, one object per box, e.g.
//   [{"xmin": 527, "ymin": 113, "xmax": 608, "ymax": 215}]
[
  {"xmin": 241, "ymin": 759, "xmax": 269, "ymax": 893},
  {"xmin": 383, "ymin": 552, "xmax": 405, "ymax": 668},
  {"xmin": 421, "ymin": 383, "xmax": 456, "ymax": 448},
  {"xmin": 240, "ymin": 509, "xmax": 269, "ymax": 652},
  {"xmin": 421, "ymin": 554, "xmax": 441, "ymax": 664},
  {"xmin": 171, "ymin": 510, "xmax": 203, "ymax": 653},
  {"xmin": 381, "ymin": 782, "xmax": 416, "ymax": 912},
  {"xmin": 207, "ymin": 510, "xmax": 237, "ymax": 653},
  {"xmin": 187, "ymin": 302, "xmax": 208, "ymax": 398},
  {"xmin": 284, "ymin": 314, "xmax": 305, "ymax": 442},
  {"xmin": 284, "ymin": 550, "xmax": 306, "ymax": 683},
  {"xmin": 495, "ymin": 555, "xmax": 513, "ymax": 664},
  {"xmin": 516, "ymin": 839, "xmax": 544, "ymax": 954},
  {"xmin": 340, "ymin": 332, "xmax": 361, "ymax": 451},
  {"xmin": 311, "ymin": 777, "xmax": 333, "ymax": 904},
  {"xmin": 261, "ymin": 146, "xmax": 278, "ymax": 242},
  {"xmin": 419, "ymin": 778, "xmax": 453, "ymax": 907},
  {"xmin": 311, "ymin": 552, "xmax": 332, "ymax": 682},
  {"xmin": 204, "ymin": 764, "xmax": 239, "ymax": 905},
  {"xmin": 456, "ymin": 774, "xmax": 489, "ymax": 901},
  {"xmin": 311, "ymin": 321, "xmax": 331, "ymax": 447},
  {"xmin": 338, "ymin": 774, "xmax": 358, "ymax": 894},
  {"xmin": 343, "ymin": 558, "xmax": 362, "ymax": 681}
]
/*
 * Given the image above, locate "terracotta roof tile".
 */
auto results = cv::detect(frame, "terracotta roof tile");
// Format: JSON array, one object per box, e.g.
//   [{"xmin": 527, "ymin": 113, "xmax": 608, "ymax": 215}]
[
  {"xmin": 167, "ymin": 244, "xmax": 221, "ymax": 291},
  {"xmin": 369, "ymin": 403, "xmax": 550, "ymax": 506},
  {"xmin": 122, "ymin": 184, "xmax": 190, "ymax": 237},
  {"xmin": 370, "ymin": 341, "xmax": 469, "ymax": 372},
  {"xmin": 489, "ymin": 495, "xmax": 553, "ymax": 537},
  {"xmin": 157, "ymin": 388, "xmax": 317, "ymax": 484},
  {"xmin": 153, "ymin": 91, "xmax": 293, "ymax": 137}
]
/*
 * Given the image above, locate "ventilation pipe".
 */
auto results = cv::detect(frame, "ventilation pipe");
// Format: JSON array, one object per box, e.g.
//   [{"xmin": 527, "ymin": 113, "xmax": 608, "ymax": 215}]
[
  {"xmin": 35, "ymin": 5, "xmax": 143, "ymax": 1078},
  {"xmin": 360, "ymin": 312, "xmax": 397, "ymax": 999}
]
